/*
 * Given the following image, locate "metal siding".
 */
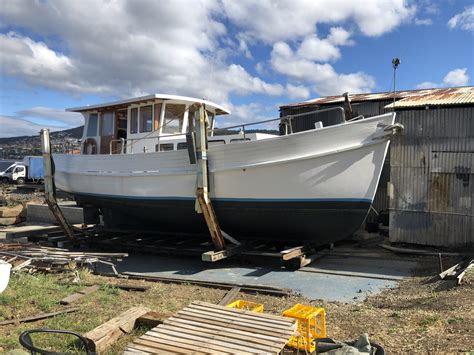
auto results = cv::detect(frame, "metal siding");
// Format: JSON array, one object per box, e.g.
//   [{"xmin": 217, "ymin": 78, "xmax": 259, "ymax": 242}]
[{"xmin": 389, "ymin": 107, "xmax": 474, "ymax": 247}]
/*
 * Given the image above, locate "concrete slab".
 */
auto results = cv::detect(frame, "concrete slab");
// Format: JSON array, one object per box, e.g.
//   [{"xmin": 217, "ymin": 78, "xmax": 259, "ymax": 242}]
[
  {"xmin": 104, "ymin": 253, "xmax": 418, "ymax": 302},
  {"xmin": 26, "ymin": 203, "xmax": 84, "ymax": 224}
]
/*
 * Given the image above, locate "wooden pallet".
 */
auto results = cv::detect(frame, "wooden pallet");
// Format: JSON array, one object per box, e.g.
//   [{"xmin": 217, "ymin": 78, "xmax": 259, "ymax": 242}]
[{"xmin": 124, "ymin": 301, "xmax": 297, "ymax": 354}]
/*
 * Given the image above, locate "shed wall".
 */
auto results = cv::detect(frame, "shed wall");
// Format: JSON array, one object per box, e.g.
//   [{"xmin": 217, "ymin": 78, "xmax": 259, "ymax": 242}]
[{"xmin": 389, "ymin": 107, "xmax": 473, "ymax": 247}]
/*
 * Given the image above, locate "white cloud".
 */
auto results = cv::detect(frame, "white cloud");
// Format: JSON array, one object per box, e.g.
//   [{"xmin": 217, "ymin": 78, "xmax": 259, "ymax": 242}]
[
  {"xmin": 221, "ymin": 0, "xmax": 415, "ymax": 42},
  {"xmin": 414, "ymin": 81, "xmax": 438, "ymax": 89},
  {"xmin": 271, "ymin": 42, "xmax": 375, "ymax": 96},
  {"xmin": 286, "ymin": 84, "xmax": 311, "ymax": 100},
  {"xmin": 448, "ymin": 6, "xmax": 474, "ymax": 31},
  {"xmin": 219, "ymin": 102, "xmax": 280, "ymax": 130},
  {"xmin": 443, "ymin": 68, "xmax": 469, "ymax": 86},
  {"xmin": 17, "ymin": 107, "xmax": 83, "ymax": 127},
  {"xmin": 297, "ymin": 35, "xmax": 341, "ymax": 62},
  {"xmin": 414, "ymin": 18, "xmax": 433, "ymax": 26},
  {"xmin": 0, "ymin": 0, "xmax": 282, "ymax": 107},
  {"xmin": 327, "ymin": 27, "xmax": 354, "ymax": 46},
  {"xmin": 414, "ymin": 68, "xmax": 469, "ymax": 89},
  {"xmin": 0, "ymin": 115, "xmax": 63, "ymax": 138}
]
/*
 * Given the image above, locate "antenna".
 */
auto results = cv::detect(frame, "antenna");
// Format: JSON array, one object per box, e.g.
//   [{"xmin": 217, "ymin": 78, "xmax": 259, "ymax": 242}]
[{"xmin": 391, "ymin": 58, "xmax": 401, "ymax": 111}]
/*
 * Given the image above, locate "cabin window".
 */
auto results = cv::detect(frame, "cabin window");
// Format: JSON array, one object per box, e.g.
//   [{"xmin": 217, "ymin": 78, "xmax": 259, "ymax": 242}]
[
  {"xmin": 154, "ymin": 103, "xmax": 162, "ymax": 131},
  {"xmin": 14, "ymin": 166, "xmax": 24, "ymax": 173},
  {"xmin": 139, "ymin": 105, "xmax": 153, "ymax": 133},
  {"xmin": 87, "ymin": 113, "xmax": 98, "ymax": 136},
  {"xmin": 162, "ymin": 104, "xmax": 185, "ymax": 134},
  {"xmin": 209, "ymin": 140, "xmax": 225, "ymax": 146},
  {"xmin": 130, "ymin": 108, "xmax": 138, "ymax": 134},
  {"xmin": 100, "ymin": 112, "xmax": 114, "ymax": 136},
  {"xmin": 177, "ymin": 142, "xmax": 187, "ymax": 150},
  {"xmin": 156, "ymin": 143, "xmax": 174, "ymax": 152},
  {"xmin": 207, "ymin": 110, "xmax": 215, "ymax": 127}
]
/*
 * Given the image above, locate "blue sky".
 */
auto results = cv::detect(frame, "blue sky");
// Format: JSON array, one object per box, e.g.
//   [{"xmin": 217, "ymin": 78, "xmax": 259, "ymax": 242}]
[{"xmin": 0, "ymin": 0, "xmax": 473, "ymax": 137}]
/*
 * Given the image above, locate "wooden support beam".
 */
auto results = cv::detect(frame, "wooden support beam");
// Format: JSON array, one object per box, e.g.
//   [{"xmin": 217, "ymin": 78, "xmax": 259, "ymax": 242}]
[
  {"xmin": 218, "ymin": 287, "xmax": 241, "ymax": 306},
  {"xmin": 59, "ymin": 285, "xmax": 100, "ymax": 305},
  {"xmin": 84, "ymin": 306, "xmax": 151, "ymax": 352},
  {"xmin": 0, "ymin": 308, "xmax": 79, "ymax": 326},
  {"xmin": 201, "ymin": 245, "xmax": 241, "ymax": 262},
  {"xmin": 280, "ymin": 246, "xmax": 305, "ymax": 261}
]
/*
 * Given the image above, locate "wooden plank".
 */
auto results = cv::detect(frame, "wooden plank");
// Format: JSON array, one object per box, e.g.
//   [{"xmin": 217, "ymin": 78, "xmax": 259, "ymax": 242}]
[
  {"xmin": 218, "ymin": 287, "xmax": 240, "ymax": 305},
  {"xmin": 59, "ymin": 285, "xmax": 100, "ymax": 305},
  {"xmin": 164, "ymin": 317, "xmax": 289, "ymax": 343},
  {"xmin": 131, "ymin": 339, "xmax": 179, "ymax": 354},
  {"xmin": 124, "ymin": 345, "xmax": 153, "ymax": 354},
  {"xmin": 136, "ymin": 311, "xmax": 170, "ymax": 328},
  {"xmin": 179, "ymin": 308, "xmax": 293, "ymax": 330},
  {"xmin": 137, "ymin": 335, "xmax": 211, "ymax": 354},
  {"xmin": 176, "ymin": 308, "xmax": 289, "ymax": 332},
  {"xmin": 193, "ymin": 301, "xmax": 294, "ymax": 322},
  {"xmin": 176, "ymin": 313, "xmax": 293, "ymax": 338},
  {"xmin": 0, "ymin": 308, "xmax": 79, "ymax": 326},
  {"xmin": 121, "ymin": 272, "xmax": 291, "ymax": 296},
  {"xmin": 151, "ymin": 326, "xmax": 268, "ymax": 353},
  {"xmin": 155, "ymin": 323, "xmax": 280, "ymax": 350},
  {"xmin": 160, "ymin": 321, "xmax": 284, "ymax": 351},
  {"xmin": 142, "ymin": 331, "xmax": 243, "ymax": 354},
  {"xmin": 280, "ymin": 245, "xmax": 305, "ymax": 260},
  {"xmin": 146, "ymin": 328, "xmax": 260, "ymax": 354},
  {"xmin": 84, "ymin": 306, "xmax": 150, "ymax": 352},
  {"xmin": 188, "ymin": 303, "xmax": 293, "ymax": 327},
  {"xmin": 0, "ymin": 224, "xmax": 62, "ymax": 239}
]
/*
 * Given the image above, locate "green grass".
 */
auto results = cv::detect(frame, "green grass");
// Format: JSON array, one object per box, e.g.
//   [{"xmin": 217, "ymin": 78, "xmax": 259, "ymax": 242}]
[
  {"xmin": 0, "ymin": 269, "xmax": 226, "ymax": 353},
  {"xmin": 418, "ymin": 315, "xmax": 440, "ymax": 330}
]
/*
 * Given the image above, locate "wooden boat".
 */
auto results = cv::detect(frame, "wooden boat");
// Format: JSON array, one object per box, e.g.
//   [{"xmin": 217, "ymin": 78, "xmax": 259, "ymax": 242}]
[{"xmin": 53, "ymin": 94, "xmax": 400, "ymax": 245}]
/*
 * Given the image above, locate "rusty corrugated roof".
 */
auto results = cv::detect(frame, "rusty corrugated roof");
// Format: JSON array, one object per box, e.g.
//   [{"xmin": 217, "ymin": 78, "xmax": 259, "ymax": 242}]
[
  {"xmin": 281, "ymin": 86, "xmax": 474, "ymax": 109},
  {"xmin": 385, "ymin": 87, "xmax": 474, "ymax": 109}
]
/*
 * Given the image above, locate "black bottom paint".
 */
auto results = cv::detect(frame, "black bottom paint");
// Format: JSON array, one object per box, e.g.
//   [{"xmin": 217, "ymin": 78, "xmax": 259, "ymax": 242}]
[{"xmin": 76, "ymin": 195, "xmax": 371, "ymax": 245}]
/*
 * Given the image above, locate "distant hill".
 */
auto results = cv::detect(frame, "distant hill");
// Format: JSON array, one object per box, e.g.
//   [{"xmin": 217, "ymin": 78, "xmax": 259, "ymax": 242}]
[{"xmin": 0, "ymin": 126, "xmax": 83, "ymax": 144}]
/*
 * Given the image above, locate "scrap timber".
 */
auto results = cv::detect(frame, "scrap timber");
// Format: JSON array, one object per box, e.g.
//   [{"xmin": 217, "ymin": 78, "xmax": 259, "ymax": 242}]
[{"xmin": 124, "ymin": 301, "xmax": 297, "ymax": 354}]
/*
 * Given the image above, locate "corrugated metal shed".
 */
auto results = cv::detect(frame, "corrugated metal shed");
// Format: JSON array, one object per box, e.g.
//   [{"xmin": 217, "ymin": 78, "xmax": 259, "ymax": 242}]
[
  {"xmin": 281, "ymin": 86, "xmax": 474, "ymax": 109},
  {"xmin": 388, "ymin": 107, "xmax": 473, "ymax": 247},
  {"xmin": 385, "ymin": 87, "xmax": 474, "ymax": 109}
]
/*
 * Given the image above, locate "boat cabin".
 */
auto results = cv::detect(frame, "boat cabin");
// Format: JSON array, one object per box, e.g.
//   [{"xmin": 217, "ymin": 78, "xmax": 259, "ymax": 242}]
[{"xmin": 68, "ymin": 94, "xmax": 275, "ymax": 155}]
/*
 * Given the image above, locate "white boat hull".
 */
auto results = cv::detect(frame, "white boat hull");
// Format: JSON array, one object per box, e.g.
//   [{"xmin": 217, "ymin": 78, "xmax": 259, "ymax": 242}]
[{"xmin": 53, "ymin": 113, "xmax": 395, "ymax": 244}]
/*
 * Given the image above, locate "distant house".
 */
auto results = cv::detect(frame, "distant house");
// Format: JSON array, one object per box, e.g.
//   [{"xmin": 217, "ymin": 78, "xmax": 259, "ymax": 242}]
[{"xmin": 280, "ymin": 86, "xmax": 474, "ymax": 248}]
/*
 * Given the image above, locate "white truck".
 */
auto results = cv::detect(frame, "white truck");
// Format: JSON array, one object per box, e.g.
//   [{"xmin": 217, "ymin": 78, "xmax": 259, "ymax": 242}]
[{"xmin": 0, "ymin": 156, "xmax": 44, "ymax": 184}]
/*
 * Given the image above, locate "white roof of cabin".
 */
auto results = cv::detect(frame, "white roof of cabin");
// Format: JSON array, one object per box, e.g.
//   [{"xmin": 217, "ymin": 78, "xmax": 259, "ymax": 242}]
[{"xmin": 66, "ymin": 94, "xmax": 231, "ymax": 115}]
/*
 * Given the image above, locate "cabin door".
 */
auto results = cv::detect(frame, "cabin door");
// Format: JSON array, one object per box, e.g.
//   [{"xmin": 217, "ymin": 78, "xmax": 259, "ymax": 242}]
[{"xmin": 99, "ymin": 111, "xmax": 114, "ymax": 154}]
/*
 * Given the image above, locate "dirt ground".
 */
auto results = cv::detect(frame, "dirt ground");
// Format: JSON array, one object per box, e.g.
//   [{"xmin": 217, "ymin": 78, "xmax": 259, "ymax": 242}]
[
  {"xmin": 1, "ymin": 185, "xmax": 473, "ymax": 353},
  {"xmin": 0, "ymin": 255, "xmax": 472, "ymax": 354}
]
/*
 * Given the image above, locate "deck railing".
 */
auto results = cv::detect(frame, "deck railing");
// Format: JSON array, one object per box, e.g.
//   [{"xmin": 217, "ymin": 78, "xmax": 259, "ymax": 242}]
[{"xmin": 106, "ymin": 106, "xmax": 346, "ymax": 154}]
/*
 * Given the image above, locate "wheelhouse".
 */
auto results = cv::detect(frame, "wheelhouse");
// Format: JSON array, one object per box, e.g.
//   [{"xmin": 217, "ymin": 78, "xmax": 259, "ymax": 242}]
[{"xmin": 68, "ymin": 94, "xmax": 237, "ymax": 155}]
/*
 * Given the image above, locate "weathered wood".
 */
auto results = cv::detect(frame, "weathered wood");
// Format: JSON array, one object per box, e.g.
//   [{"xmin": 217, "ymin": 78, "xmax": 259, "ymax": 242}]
[
  {"xmin": 218, "ymin": 286, "xmax": 240, "ymax": 305},
  {"xmin": 280, "ymin": 245, "xmax": 305, "ymax": 260},
  {"xmin": 136, "ymin": 311, "xmax": 170, "ymax": 327},
  {"xmin": 0, "ymin": 307, "xmax": 79, "ymax": 326},
  {"xmin": 121, "ymin": 272, "xmax": 291, "ymax": 296},
  {"xmin": 84, "ymin": 306, "xmax": 150, "ymax": 352},
  {"xmin": 59, "ymin": 285, "xmax": 100, "ymax": 305},
  {"xmin": 126, "ymin": 301, "xmax": 296, "ymax": 354}
]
